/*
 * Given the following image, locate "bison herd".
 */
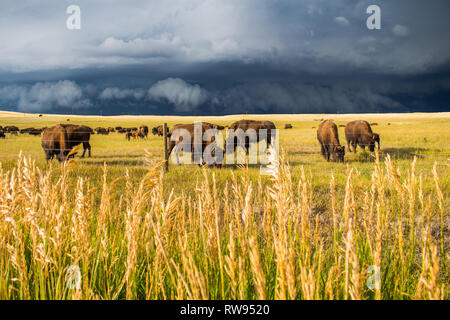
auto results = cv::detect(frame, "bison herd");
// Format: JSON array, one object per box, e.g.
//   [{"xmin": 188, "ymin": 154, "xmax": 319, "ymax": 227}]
[{"xmin": 1, "ymin": 119, "xmax": 380, "ymax": 164}]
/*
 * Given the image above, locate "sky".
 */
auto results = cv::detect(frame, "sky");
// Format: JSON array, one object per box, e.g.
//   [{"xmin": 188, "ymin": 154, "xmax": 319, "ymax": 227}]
[{"xmin": 0, "ymin": 0, "xmax": 449, "ymax": 115}]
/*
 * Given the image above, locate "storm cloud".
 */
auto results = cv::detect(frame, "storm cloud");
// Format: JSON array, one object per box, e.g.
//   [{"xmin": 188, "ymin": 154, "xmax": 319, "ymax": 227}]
[{"xmin": 0, "ymin": 0, "xmax": 449, "ymax": 115}]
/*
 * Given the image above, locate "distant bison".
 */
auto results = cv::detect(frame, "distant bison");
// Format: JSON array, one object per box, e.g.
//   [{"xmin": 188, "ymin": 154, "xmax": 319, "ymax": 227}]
[
  {"xmin": 370, "ymin": 123, "xmax": 379, "ymax": 126},
  {"xmin": 345, "ymin": 120, "xmax": 380, "ymax": 153},
  {"xmin": 339, "ymin": 125, "xmax": 346, "ymax": 128},
  {"xmin": 20, "ymin": 127, "xmax": 42, "ymax": 135},
  {"xmin": 115, "ymin": 126, "xmax": 123, "ymax": 131},
  {"xmin": 41, "ymin": 124, "xmax": 93, "ymax": 161},
  {"xmin": 4, "ymin": 126, "xmax": 19, "ymax": 134},
  {"xmin": 317, "ymin": 120, "xmax": 345, "ymax": 163},
  {"xmin": 0, "ymin": 129, "xmax": 5, "ymax": 139},
  {"xmin": 284, "ymin": 124, "xmax": 293, "ymax": 129},
  {"xmin": 107, "ymin": 127, "xmax": 115, "ymax": 133},
  {"xmin": 139, "ymin": 125, "xmax": 149, "ymax": 138},
  {"xmin": 152, "ymin": 125, "xmax": 165, "ymax": 136},
  {"xmin": 95, "ymin": 127, "xmax": 109, "ymax": 135}
]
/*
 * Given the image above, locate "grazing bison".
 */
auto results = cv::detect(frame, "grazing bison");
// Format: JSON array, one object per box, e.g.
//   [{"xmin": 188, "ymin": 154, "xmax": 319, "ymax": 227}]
[
  {"xmin": 62, "ymin": 124, "xmax": 93, "ymax": 158},
  {"xmin": 21, "ymin": 127, "xmax": 42, "ymax": 135},
  {"xmin": 0, "ymin": 128, "xmax": 5, "ymax": 139},
  {"xmin": 107, "ymin": 127, "xmax": 115, "ymax": 133},
  {"xmin": 139, "ymin": 125, "xmax": 149, "ymax": 138},
  {"xmin": 95, "ymin": 127, "xmax": 109, "ymax": 135},
  {"xmin": 125, "ymin": 128, "xmax": 139, "ymax": 141},
  {"xmin": 370, "ymin": 123, "xmax": 378, "ymax": 126},
  {"xmin": 41, "ymin": 125, "xmax": 69, "ymax": 162},
  {"xmin": 168, "ymin": 123, "xmax": 223, "ymax": 166},
  {"xmin": 345, "ymin": 120, "xmax": 380, "ymax": 153},
  {"xmin": 4, "ymin": 126, "xmax": 19, "ymax": 134},
  {"xmin": 41, "ymin": 124, "xmax": 93, "ymax": 161},
  {"xmin": 152, "ymin": 125, "xmax": 165, "ymax": 136},
  {"xmin": 284, "ymin": 124, "xmax": 293, "ymax": 129},
  {"xmin": 317, "ymin": 120, "xmax": 345, "ymax": 163},
  {"xmin": 115, "ymin": 126, "xmax": 123, "ymax": 131},
  {"xmin": 226, "ymin": 120, "xmax": 276, "ymax": 155}
]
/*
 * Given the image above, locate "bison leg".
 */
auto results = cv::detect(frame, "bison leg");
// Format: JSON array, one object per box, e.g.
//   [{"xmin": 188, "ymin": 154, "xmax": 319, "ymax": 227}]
[
  {"xmin": 325, "ymin": 145, "xmax": 331, "ymax": 161},
  {"xmin": 82, "ymin": 142, "xmax": 91, "ymax": 157},
  {"xmin": 347, "ymin": 140, "xmax": 353, "ymax": 153}
]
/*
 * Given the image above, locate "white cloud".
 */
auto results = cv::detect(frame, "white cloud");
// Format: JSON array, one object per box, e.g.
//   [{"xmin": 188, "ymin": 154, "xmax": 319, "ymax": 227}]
[
  {"xmin": 147, "ymin": 78, "xmax": 209, "ymax": 112},
  {"xmin": 0, "ymin": 81, "xmax": 91, "ymax": 111},
  {"xmin": 335, "ymin": 17, "xmax": 350, "ymax": 26},
  {"xmin": 392, "ymin": 25, "xmax": 409, "ymax": 37},
  {"xmin": 99, "ymin": 87, "xmax": 146, "ymax": 100}
]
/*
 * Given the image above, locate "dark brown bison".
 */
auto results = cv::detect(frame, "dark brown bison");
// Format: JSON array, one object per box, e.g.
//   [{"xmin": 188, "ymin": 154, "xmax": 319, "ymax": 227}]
[
  {"xmin": 152, "ymin": 125, "xmax": 165, "ymax": 136},
  {"xmin": 284, "ymin": 124, "xmax": 293, "ymax": 129},
  {"xmin": 107, "ymin": 127, "xmax": 115, "ymax": 133},
  {"xmin": 339, "ymin": 125, "xmax": 346, "ymax": 128},
  {"xmin": 4, "ymin": 126, "xmax": 19, "ymax": 134},
  {"xmin": 125, "ymin": 128, "xmax": 139, "ymax": 141},
  {"xmin": 226, "ymin": 120, "xmax": 276, "ymax": 155},
  {"xmin": 370, "ymin": 123, "xmax": 378, "ymax": 126},
  {"xmin": 41, "ymin": 124, "xmax": 93, "ymax": 161},
  {"xmin": 115, "ymin": 126, "xmax": 123, "ymax": 131},
  {"xmin": 41, "ymin": 125, "xmax": 69, "ymax": 162},
  {"xmin": 139, "ymin": 125, "xmax": 149, "ymax": 138},
  {"xmin": 317, "ymin": 120, "xmax": 345, "ymax": 163},
  {"xmin": 61, "ymin": 124, "xmax": 93, "ymax": 158},
  {"xmin": 345, "ymin": 120, "xmax": 380, "ymax": 153},
  {"xmin": 168, "ymin": 123, "xmax": 223, "ymax": 166},
  {"xmin": 0, "ymin": 130, "xmax": 5, "ymax": 139},
  {"xmin": 95, "ymin": 127, "xmax": 109, "ymax": 135},
  {"xmin": 20, "ymin": 128, "xmax": 42, "ymax": 135}
]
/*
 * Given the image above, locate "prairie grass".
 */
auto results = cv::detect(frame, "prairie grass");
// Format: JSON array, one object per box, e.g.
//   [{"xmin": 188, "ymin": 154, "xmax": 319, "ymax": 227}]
[
  {"xmin": 0, "ymin": 150, "xmax": 448, "ymax": 299},
  {"xmin": 0, "ymin": 112, "xmax": 448, "ymax": 299}
]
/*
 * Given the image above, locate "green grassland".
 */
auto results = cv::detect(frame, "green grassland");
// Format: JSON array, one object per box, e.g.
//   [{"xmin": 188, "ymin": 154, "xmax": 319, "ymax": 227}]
[
  {"xmin": 1, "ymin": 112, "xmax": 449, "ymax": 198},
  {"xmin": 0, "ymin": 111, "xmax": 448, "ymax": 300}
]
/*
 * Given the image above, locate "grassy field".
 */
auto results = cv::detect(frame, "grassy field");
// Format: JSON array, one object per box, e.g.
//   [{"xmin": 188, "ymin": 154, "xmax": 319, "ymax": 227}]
[{"xmin": 0, "ymin": 111, "xmax": 449, "ymax": 299}]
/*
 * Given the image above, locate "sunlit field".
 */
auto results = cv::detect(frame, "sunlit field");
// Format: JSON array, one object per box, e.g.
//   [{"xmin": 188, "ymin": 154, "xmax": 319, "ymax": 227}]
[{"xmin": 0, "ymin": 111, "xmax": 448, "ymax": 299}]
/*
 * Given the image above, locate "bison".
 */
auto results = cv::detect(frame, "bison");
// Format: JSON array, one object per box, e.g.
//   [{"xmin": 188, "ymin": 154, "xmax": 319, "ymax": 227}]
[
  {"xmin": 152, "ymin": 125, "xmax": 165, "ymax": 136},
  {"xmin": 317, "ymin": 120, "xmax": 345, "ymax": 163},
  {"xmin": 226, "ymin": 120, "xmax": 276, "ymax": 155},
  {"xmin": 4, "ymin": 126, "xmax": 19, "ymax": 135},
  {"xmin": 139, "ymin": 125, "xmax": 149, "ymax": 138},
  {"xmin": 168, "ymin": 123, "xmax": 223, "ymax": 166},
  {"xmin": 41, "ymin": 124, "xmax": 93, "ymax": 161},
  {"xmin": 345, "ymin": 120, "xmax": 380, "ymax": 153},
  {"xmin": 62, "ymin": 124, "xmax": 93, "ymax": 158},
  {"xmin": 0, "ymin": 130, "xmax": 5, "ymax": 139},
  {"xmin": 284, "ymin": 124, "xmax": 293, "ymax": 129},
  {"xmin": 41, "ymin": 125, "xmax": 69, "ymax": 162},
  {"xmin": 95, "ymin": 127, "xmax": 109, "ymax": 135},
  {"xmin": 107, "ymin": 127, "xmax": 115, "ymax": 133}
]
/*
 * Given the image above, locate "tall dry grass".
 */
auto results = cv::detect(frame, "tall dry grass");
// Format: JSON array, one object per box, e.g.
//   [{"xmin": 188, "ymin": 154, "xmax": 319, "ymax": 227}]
[{"xmin": 0, "ymin": 150, "xmax": 447, "ymax": 300}]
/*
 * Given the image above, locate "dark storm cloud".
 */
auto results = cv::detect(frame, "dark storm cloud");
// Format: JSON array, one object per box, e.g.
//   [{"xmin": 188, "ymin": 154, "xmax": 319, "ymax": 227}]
[{"xmin": 0, "ymin": 0, "xmax": 449, "ymax": 114}]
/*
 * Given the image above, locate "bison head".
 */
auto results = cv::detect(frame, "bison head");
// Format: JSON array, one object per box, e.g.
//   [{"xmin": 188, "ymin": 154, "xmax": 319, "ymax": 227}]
[
  {"xmin": 332, "ymin": 145, "xmax": 345, "ymax": 163},
  {"xmin": 372, "ymin": 133, "xmax": 380, "ymax": 150}
]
